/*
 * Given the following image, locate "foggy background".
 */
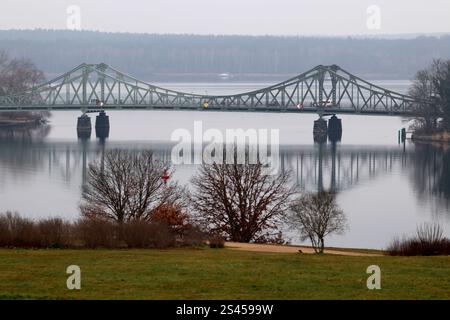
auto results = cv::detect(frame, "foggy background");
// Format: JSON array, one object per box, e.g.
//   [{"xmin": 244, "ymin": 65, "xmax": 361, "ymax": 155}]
[
  {"xmin": 1, "ymin": 0, "xmax": 450, "ymax": 80},
  {"xmin": 1, "ymin": 0, "xmax": 450, "ymax": 36}
]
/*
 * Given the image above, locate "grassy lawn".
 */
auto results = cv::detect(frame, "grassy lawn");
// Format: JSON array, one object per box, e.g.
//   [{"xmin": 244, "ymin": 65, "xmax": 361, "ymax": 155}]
[{"xmin": 0, "ymin": 248, "xmax": 449, "ymax": 300}]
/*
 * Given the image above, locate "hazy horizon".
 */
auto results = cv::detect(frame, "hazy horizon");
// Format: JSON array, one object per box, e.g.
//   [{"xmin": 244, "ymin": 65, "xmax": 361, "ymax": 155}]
[
  {"xmin": 1, "ymin": 0, "xmax": 450, "ymax": 36},
  {"xmin": 2, "ymin": 28, "xmax": 450, "ymax": 40}
]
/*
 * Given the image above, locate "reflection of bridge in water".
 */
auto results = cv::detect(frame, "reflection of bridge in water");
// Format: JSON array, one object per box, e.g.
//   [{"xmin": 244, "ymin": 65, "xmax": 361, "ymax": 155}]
[
  {"xmin": 0, "ymin": 140, "xmax": 410, "ymax": 193},
  {"xmin": 282, "ymin": 143, "xmax": 408, "ymax": 192}
]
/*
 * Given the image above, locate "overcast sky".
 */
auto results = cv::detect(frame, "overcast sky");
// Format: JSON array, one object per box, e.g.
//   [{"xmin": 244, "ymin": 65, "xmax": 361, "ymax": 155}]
[{"xmin": 1, "ymin": 0, "xmax": 449, "ymax": 36}]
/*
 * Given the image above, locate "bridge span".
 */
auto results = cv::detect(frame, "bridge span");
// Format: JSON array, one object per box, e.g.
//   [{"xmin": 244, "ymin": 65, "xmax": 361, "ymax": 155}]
[
  {"xmin": 0, "ymin": 63, "xmax": 422, "ymax": 115},
  {"xmin": 0, "ymin": 63, "xmax": 426, "ymax": 140}
]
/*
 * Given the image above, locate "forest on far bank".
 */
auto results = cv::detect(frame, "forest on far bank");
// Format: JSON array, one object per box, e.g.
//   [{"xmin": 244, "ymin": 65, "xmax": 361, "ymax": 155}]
[{"xmin": 1, "ymin": 30, "xmax": 450, "ymax": 81}]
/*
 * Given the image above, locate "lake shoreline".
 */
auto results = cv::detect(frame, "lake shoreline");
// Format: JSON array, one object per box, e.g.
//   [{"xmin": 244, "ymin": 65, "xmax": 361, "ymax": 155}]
[
  {"xmin": 225, "ymin": 242, "xmax": 384, "ymax": 256},
  {"xmin": 411, "ymin": 131, "xmax": 450, "ymax": 143},
  {"xmin": 0, "ymin": 118, "xmax": 46, "ymax": 128}
]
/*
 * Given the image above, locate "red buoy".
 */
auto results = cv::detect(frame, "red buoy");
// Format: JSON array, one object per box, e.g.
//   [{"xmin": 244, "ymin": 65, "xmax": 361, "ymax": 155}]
[{"xmin": 161, "ymin": 168, "xmax": 170, "ymax": 184}]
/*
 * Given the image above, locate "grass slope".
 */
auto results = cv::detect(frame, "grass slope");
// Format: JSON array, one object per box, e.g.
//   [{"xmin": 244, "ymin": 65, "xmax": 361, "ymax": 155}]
[{"xmin": 0, "ymin": 248, "xmax": 449, "ymax": 300}]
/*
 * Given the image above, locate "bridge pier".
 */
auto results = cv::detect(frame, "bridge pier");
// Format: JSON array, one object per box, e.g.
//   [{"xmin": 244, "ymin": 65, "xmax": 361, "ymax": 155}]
[
  {"xmin": 95, "ymin": 110, "xmax": 110, "ymax": 139},
  {"xmin": 77, "ymin": 114, "xmax": 91, "ymax": 139},
  {"xmin": 313, "ymin": 118, "xmax": 328, "ymax": 143},
  {"xmin": 313, "ymin": 115, "xmax": 343, "ymax": 143},
  {"xmin": 328, "ymin": 115, "xmax": 342, "ymax": 142}
]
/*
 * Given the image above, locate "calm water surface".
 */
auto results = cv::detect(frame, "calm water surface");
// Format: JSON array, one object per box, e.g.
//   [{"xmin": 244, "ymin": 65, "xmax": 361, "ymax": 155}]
[{"xmin": 0, "ymin": 82, "xmax": 449, "ymax": 249}]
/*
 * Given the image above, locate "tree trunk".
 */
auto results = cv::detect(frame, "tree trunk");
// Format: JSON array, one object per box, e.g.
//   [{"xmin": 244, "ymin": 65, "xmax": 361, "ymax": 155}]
[{"xmin": 319, "ymin": 238, "xmax": 325, "ymax": 254}]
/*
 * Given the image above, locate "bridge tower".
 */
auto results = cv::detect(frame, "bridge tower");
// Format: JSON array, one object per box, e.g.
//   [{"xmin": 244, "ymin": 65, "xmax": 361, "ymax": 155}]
[
  {"xmin": 313, "ymin": 68, "xmax": 328, "ymax": 142},
  {"xmin": 77, "ymin": 66, "xmax": 91, "ymax": 139},
  {"xmin": 330, "ymin": 65, "xmax": 338, "ymax": 106},
  {"xmin": 318, "ymin": 67, "xmax": 325, "ymax": 113},
  {"xmin": 98, "ymin": 63, "xmax": 107, "ymax": 103},
  {"xmin": 328, "ymin": 65, "xmax": 342, "ymax": 141}
]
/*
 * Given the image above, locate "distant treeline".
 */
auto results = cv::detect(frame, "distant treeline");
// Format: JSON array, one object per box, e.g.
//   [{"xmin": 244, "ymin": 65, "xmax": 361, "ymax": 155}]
[{"xmin": 1, "ymin": 30, "xmax": 450, "ymax": 80}]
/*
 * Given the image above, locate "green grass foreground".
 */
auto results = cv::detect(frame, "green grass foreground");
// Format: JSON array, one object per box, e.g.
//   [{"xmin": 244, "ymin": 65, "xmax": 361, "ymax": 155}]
[{"xmin": 0, "ymin": 248, "xmax": 449, "ymax": 300}]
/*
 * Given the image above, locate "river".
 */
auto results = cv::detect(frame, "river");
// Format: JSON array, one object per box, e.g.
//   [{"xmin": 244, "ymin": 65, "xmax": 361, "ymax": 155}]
[{"xmin": 0, "ymin": 81, "xmax": 449, "ymax": 249}]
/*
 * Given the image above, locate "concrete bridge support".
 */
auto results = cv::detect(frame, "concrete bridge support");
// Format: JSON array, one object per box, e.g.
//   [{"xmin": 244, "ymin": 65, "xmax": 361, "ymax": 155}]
[
  {"xmin": 77, "ymin": 111, "xmax": 110, "ymax": 140},
  {"xmin": 77, "ymin": 114, "xmax": 91, "ymax": 139},
  {"xmin": 313, "ymin": 118, "xmax": 328, "ymax": 143},
  {"xmin": 313, "ymin": 115, "xmax": 343, "ymax": 143},
  {"xmin": 95, "ymin": 110, "xmax": 110, "ymax": 139},
  {"xmin": 328, "ymin": 115, "xmax": 342, "ymax": 142}
]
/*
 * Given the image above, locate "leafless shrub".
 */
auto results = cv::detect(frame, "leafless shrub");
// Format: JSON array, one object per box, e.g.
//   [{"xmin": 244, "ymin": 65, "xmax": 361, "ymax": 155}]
[
  {"xmin": 208, "ymin": 234, "xmax": 225, "ymax": 248},
  {"xmin": 416, "ymin": 223, "xmax": 444, "ymax": 245},
  {"xmin": 0, "ymin": 213, "xmax": 12, "ymax": 246},
  {"xmin": 181, "ymin": 225, "xmax": 207, "ymax": 247},
  {"xmin": 387, "ymin": 223, "xmax": 450, "ymax": 256},
  {"xmin": 74, "ymin": 218, "xmax": 118, "ymax": 249},
  {"xmin": 0, "ymin": 212, "xmax": 40, "ymax": 247},
  {"xmin": 0, "ymin": 212, "xmax": 198, "ymax": 249},
  {"xmin": 120, "ymin": 220, "xmax": 175, "ymax": 248},
  {"xmin": 38, "ymin": 218, "xmax": 71, "ymax": 248}
]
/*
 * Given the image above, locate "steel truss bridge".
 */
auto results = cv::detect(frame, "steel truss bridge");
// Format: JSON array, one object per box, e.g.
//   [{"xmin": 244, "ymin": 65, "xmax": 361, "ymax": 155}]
[{"xmin": 0, "ymin": 63, "xmax": 423, "ymax": 115}]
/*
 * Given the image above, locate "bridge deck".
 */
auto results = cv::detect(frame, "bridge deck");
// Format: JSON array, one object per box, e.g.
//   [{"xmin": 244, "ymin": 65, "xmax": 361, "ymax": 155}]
[{"xmin": 0, "ymin": 104, "xmax": 414, "ymax": 116}]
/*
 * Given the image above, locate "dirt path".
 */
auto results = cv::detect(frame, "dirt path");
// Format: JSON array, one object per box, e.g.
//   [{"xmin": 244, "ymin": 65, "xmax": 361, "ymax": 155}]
[{"xmin": 225, "ymin": 242, "xmax": 384, "ymax": 257}]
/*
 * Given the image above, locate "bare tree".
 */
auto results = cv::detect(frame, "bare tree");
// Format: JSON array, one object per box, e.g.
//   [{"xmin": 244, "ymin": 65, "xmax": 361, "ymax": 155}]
[
  {"xmin": 0, "ymin": 51, "xmax": 45, "ymax": 95},
  {"xmin": 288, "ymin": 192, "xmax": 347, "ymax": 253},
  {"xmin": 409, "ymin": 69, "xmax": 440, "ymax": 133},
  {"xmin": 81, "ymin": 149, "xmax": 184, "ymax": 224},
  {"xmin": 0, "ymin": 50, "xmax": 47, "ymax": 121},
  {"xmin": 430, "ymin": 59, "xmax": 450, "ymax": 131},
  {"xmin": 190, "ymin": 161, "xmax": 293, "ymax": 243},
  {"xmin": 409, "ymin": 59, "xmax": 450, "ymax": 133}
]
